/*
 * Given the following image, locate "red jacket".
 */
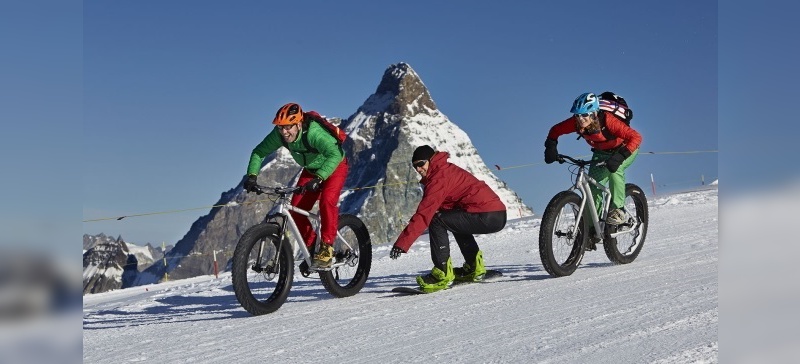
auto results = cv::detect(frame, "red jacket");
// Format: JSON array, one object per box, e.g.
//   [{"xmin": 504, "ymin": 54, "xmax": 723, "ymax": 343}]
[
  {"xmin": 547, "ymin": 112, "xmax": 642, "ymax": 153},
  {"xmin": 393, "ymin": 152, "xmax": 506, "ymax": 252}
]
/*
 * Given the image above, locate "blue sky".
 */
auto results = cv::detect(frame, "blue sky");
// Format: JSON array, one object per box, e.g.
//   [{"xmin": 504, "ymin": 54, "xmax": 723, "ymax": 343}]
[
  {"xmin": 1, "ymin": 1, "xmax": 82, "ymax": 255},
  {"xmin": 77, "ymin": 0, "xmax": 720, "ymax": 246}
]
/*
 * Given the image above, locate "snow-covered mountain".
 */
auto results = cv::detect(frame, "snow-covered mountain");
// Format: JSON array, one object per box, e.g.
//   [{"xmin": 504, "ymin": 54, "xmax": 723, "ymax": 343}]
[
  {"xmin": 82, "ymin": 234, "xmax": 135, "ymax": 294},
  {"xmin": 130, "ymin": 62, "xmax": 532, "ymax": 286},
  {"xmin": 338, "ymin": 62, "xmax": 533, "ymax": 242},
  {"xmin": 83, "ymin": 234, "xmax": 162, "ymax": 294}
]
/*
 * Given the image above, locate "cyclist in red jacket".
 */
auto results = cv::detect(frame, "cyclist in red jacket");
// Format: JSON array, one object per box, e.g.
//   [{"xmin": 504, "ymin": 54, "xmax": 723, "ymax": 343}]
[
  {"xmin": 544, "ymin": 92, "xmax": 642, "ymax": 229},
  {"xmin": 389, "ymin": 145, "xmax": 507, "ymax": 293}
]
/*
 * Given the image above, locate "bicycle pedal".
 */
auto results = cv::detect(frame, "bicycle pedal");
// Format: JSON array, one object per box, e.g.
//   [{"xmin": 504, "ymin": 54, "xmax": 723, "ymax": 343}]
[{"xmin": 299, "ymin": 261, "xmax": 317, "ymax": 277}]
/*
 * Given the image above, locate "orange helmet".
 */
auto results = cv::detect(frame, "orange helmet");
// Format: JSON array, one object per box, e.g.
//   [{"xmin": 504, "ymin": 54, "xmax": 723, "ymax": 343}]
[{"xmin": 272, "ymin": 103, "xmax": 304, "ymax": 126}]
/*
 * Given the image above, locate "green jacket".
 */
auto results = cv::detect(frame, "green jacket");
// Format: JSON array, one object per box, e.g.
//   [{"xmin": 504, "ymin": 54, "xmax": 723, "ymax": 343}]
[{"xmin": 247, "ymin": 121, "xmax": 344, "ymax": 180}]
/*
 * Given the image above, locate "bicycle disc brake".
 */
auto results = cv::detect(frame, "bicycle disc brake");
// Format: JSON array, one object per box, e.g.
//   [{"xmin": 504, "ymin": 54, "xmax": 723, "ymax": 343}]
[
  {"xmin": 335, "ymin": 249, "xmax": 358, "ymax": 267},
  {"xmin": 251, "ymin": 259, "xmax": 278, "ymax": 281},
  {"xmin": 555, "ymin": 225, "xmax": 578, "ymax": 240}
]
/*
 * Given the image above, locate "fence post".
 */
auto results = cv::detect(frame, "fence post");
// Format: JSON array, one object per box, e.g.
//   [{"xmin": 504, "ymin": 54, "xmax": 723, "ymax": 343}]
[
  {"xmin": 650, "ymin": 173, "xmax": 656, "ymax": 197},
  {"xmin": 163, "ymin": 241, "xmax": 168, "ymax": 282},
  {"xmin": 213, "ymin": 250, "xmax": 219, "ymax": 279}
]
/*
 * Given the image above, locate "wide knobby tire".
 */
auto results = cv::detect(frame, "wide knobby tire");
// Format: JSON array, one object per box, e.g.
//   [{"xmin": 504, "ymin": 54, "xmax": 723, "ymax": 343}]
[
  {"xmin": 539, "ymin": 191, "xmax": 587, "ymax": 277},
  {"xmin": 603, "ymin": 183, "xmax": 649, "ymax": 264},
  {"xmin": 318, "ymin": 214, "xmax": 372, "ymax": 297},
  {"xmin": 231, "ymin": 223, "xmax": 294, "ymax": 316}
]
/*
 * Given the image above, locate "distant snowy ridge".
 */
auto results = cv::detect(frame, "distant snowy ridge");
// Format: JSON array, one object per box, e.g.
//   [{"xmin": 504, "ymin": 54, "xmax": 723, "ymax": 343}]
[{"xmin": 83, "ymin": 233, "xmax": 164, "ymax": 294}]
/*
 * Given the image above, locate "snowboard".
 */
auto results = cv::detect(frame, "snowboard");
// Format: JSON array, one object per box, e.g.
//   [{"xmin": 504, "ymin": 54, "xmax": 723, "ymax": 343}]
[{"xmin": 391, "ymin": 269, "xmax": 503, "ymax": 295}]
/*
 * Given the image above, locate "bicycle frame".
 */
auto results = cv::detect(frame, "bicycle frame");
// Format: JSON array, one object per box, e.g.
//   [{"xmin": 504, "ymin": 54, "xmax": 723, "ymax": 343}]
[
  {"xmin": 569, "ymin": 167, "xmax": 610, "ymax": 241},
  {"xmin": 566, "ymin": 159, "xmax": 639, "ymax": 241},
  {"xmin": 260, "ymin": 187, "xmax": 356, "ymax": 270}
]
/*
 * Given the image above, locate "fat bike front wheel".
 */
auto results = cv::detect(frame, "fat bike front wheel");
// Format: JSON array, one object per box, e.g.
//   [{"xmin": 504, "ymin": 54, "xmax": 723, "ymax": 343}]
[
  {"xmin": 231, "ymin": 223, "xmax": 294, "ymax": 316},
  {"xmin": 539, "ymin": 191, "xmax": 587, "ymax": 277}
]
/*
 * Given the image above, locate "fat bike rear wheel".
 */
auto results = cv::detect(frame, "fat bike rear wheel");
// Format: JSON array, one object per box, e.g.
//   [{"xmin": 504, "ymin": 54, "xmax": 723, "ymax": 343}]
[
  {"xmin": 318, "ymin": 214, "xmax": 372, "ymax": 297},
  {"xmin": 603, "ymin": 183, "xmax": 649, "ymax": 264}
]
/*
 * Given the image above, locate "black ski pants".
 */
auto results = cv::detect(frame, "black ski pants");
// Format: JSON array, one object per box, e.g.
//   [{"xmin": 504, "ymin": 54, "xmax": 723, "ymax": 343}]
[{"xmin": 428, "ymin": 209, "xmax": 507, "ymax": 271}]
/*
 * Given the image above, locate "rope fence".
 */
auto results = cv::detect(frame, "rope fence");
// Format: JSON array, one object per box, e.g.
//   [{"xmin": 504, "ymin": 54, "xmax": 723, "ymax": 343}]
[{"xmin": 83, "ymin": 149, "xmax": 717, "ymax": 223}]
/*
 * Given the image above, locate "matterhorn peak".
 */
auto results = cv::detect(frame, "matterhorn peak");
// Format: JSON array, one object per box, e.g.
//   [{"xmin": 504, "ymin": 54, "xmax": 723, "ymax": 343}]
[
  {"xmin": 365, "ymin": 62, "xmax": 437, "ymax": 117},
  {"xmin": 339, "ymin": 62, "xmax": 534, "ymax": 243}
]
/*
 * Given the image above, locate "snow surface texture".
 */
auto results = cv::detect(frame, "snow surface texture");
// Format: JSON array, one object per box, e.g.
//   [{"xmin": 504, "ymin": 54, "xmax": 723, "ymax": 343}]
[{"xmin": 84, "ymin": 188, "xmax": 718, "ymax": 363}]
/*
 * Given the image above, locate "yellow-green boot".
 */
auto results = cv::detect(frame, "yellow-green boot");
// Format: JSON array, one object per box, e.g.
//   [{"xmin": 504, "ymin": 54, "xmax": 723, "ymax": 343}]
[
  {"xmin": 454, "ymin": 250, "xmax": 486, "ymax": 282},
  {"xmin": 416, "ymin": 258, "xmax": 454, "ymax": 293}
]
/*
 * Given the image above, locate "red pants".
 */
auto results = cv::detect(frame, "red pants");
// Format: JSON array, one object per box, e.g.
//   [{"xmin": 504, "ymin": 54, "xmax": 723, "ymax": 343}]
[{"xmin": 291, "ymin": 159, "xmax": 348, "ymax": 247}]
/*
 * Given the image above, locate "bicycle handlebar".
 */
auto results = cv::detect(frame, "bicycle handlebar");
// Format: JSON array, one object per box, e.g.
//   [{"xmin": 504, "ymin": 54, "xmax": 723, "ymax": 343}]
[
  {"xmin": 557, "ymin": 154, "xmax": 605, "ymax": 168},
  {"xmin": 250, "ymin": 184, "xmax": 303, "ymax": 196}
]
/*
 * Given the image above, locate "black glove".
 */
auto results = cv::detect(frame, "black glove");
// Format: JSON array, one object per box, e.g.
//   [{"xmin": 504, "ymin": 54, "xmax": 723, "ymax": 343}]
[
  {"xmin": 544, "ymin": 139, "xmax": 559, "ymax": 164},
  {"xmin": 389, "ymin": 245, "xmax": 404, "ymax": 260},
  {"xmin": 243, "ymin": 174, "xmax": 258, "ymax": 193},
  {"xmin": 606, "ymin": 148, "xmax": 632, "ymax": 173},
  {"xmin": 304, "ymin": 177, "xmax": 322, "ymax": 193}
]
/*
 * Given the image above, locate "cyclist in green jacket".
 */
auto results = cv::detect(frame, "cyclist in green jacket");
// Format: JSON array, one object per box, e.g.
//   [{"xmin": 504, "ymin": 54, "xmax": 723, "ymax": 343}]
[{"xmin": 243, "ymin": 103, "xmax": 348, "ymax": 270}]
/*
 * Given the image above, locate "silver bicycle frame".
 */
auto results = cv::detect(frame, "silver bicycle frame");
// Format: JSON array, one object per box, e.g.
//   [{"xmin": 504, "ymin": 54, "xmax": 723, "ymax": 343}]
[
  {"xmin": 267, "ymin": 194, "xmax": 355, "ymax": 268},
  {"xmin": 571, "ymin": 167, "xmax": 639, "ymax": 240},
  {"xmin": 571, "ymin": 167, "xmax": 611, "ymax": 241}
]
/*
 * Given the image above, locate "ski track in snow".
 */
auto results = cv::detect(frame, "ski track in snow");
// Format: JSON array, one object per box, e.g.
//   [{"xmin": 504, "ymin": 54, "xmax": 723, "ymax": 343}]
[{"xmin": 83, "ymin": 189, "xmax": 718, "ymax": 363}]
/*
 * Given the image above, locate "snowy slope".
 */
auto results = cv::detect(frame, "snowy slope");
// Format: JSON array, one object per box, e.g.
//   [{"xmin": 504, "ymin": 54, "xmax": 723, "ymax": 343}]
[{"xmin": 83, "ymin": 188, "xmax": 718, "ymax": 363}]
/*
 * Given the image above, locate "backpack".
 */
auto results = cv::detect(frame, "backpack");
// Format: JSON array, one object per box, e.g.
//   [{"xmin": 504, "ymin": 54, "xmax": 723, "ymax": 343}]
[
  {"xmin": 281, "ymin": 111, "xmax": 347, "ymax": 153},
  {"xmin": 577, "ymin": 91, "xmax": 633, "ymax": 142},
  {"xmin": 598, "ymin": 91, "xmax": 633, "ymax": 125}
]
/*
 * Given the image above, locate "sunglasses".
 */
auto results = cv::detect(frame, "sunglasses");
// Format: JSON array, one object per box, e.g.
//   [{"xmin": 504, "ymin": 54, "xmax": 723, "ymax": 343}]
[
  {"xmin": 412, "ymin": 160, "xmax": 427, "ymax": 168},
  {"xmin": 575, "ymin": 111, "xmax": 597, "ymax": 119},
  {"xmin": 277, "ymin": 124, "xmax": 296, "ymax": 131}
]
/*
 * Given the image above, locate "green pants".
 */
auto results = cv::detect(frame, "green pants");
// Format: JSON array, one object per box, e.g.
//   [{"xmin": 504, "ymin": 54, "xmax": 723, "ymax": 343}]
[{"xmin": 586, "ymin": 148, "xmax": 638, "ymax": 218}]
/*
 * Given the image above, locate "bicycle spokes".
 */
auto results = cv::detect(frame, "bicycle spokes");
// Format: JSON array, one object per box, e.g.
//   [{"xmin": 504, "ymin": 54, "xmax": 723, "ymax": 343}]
[
  {"xmin": 622, "ymin": 216, "xmax": 644, "ymax": 254},
  {"xmin": 538, "ymin": 190, "xmax": 587, "ymax": 277},
  {"xmin": 250, "ymin": 238, "xmax": 280, "ymax": 281},
  {"xmin": 232, "ymin": 223, "xmax": 295, "ymax": 316},
  {"xmin": 554, "ymin": 205, "xmax": 580, "ymax": 239}
]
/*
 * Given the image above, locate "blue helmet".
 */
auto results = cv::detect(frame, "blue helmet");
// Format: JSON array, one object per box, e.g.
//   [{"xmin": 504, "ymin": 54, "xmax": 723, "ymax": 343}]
[{"xmin": 570, "ymin": 92, "xmax": 599, "ymax": 114}]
